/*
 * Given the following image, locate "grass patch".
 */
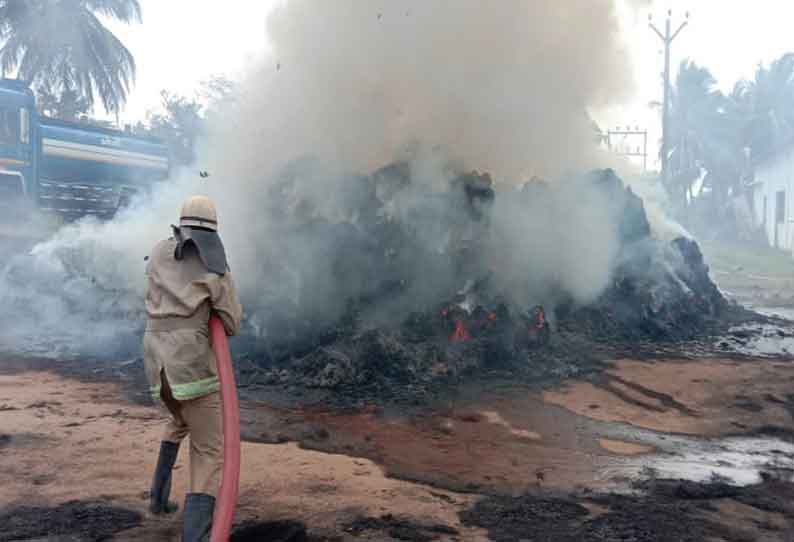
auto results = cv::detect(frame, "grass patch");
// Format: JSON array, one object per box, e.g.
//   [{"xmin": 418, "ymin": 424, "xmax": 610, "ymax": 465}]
[{"xmin": 701, "ymin": 240, "xmax": 794, "ymax": 278}]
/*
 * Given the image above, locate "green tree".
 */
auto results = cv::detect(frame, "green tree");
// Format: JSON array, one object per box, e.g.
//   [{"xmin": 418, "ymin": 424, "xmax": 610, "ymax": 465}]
[
  {"xmin": 666, "ymin": 60, "xmax": 755, "ymax": 238},
  {"xmin": 733, "ymin": 53, "xmax": 794, "ymax": 167},
  {"xmin": 0, "ymin": 0, "xmax": 142, "ymax": 116},
  {"xmin": 666, "ymin": 60, "xmax": 723, "ymax": 214},
  {"xmin": 36, "ymin": 83, "xmax": 90, "ymax": 121},
  {"xmin": 138, "ymin": 78, "xmax": 237, "ymax": 166},
  {"xmin": 196, "ymin": 75, "xmax": 237, "ymax": 132},
  {"xmin": 198, "ymin": 75, "xmax": 236, "ymax": 111},
  {"xmin": 665, "ymin": 56, "xmax": 794, "ymax": 239},
  {"xmin": 145, "ymin": 91, "xmax": 204, "ymax": 166}
]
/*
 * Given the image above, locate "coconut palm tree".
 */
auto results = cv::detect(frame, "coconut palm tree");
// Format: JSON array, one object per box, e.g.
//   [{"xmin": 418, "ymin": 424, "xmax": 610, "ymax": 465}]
[
  {"xmin": 666, "ymin": 60, "xmax": 723, "ymax": 213},
  {"xmin": 666, "ymin": 60, "xmax": 756, "ymax": 231},
  {"xmin": 665, "ymin": 54, "xmax": 794, "ymax": 237},
  {"xmin": 0, "ymin": 0, "xmax": 141, "ymax": 116},
  {"xmin": 733, "ymin": 53, "xmax": 794, "ymax": 167}
]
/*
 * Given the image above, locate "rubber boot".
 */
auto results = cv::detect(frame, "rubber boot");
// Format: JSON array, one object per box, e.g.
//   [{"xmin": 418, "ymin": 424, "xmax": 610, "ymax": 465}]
[
  {"xmin": 182, "ymin": 493, "xmax": 215, "ymax": 542},
  {"xmin": 149, "ymin": 441, "xmax": 180, "ymax": 514}
]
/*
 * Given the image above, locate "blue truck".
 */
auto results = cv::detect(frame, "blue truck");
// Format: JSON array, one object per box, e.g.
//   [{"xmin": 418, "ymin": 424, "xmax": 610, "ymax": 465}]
[{"xmin": 0, "ymin": 79, "xmax": 169, "ymax": 219}]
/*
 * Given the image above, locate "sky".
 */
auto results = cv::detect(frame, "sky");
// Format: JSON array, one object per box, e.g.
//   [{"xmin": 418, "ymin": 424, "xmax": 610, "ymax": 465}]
[
  {"xmin": 603, "ymin": 0, "xmax": 794, "ymax": 170},
  {"xmin": 104, "ymin": 0, "xmax": 280, "ymax": 123},
  {"xmin": 106, "ymin": 0, "xmax": 794, "ymax": 171}
]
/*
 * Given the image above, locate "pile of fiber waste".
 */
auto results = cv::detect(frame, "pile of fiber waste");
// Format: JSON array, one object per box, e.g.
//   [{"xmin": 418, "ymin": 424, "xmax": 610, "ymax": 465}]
[
  {"xmin": 0, "ymin": 154, "xmax": 734, "ymax": 393},
  {"xmin": 235, "ymin": 165, "xmax": 731, "ymax": 400}
]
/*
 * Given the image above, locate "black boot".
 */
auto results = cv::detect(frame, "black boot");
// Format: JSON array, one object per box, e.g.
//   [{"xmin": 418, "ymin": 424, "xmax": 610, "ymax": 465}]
[
  {"xmin": 182, "ymin": 493, "xmax": 215, "ymax": 542},
  {"xmin": 149, "ymin": 441, "xmax": 180, "ymax": 514}
]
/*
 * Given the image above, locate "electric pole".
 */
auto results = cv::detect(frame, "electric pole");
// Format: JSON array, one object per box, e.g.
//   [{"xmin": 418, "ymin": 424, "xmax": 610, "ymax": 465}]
[
  {"xmin": 607, "ymin": 126, "xmax": 648, "ymax": 172},
  {"xmin": 649, "ymin": 9, "xmax": 689, "ymax": 185}
]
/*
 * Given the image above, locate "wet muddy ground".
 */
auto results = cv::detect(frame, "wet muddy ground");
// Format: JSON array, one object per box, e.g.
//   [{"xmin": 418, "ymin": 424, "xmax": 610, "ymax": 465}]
[
  {"xmin": 3, "ymin": 349, "xmax": 794, "ymax": 541},
  {"xmin": 236, "ymin": 357, "xmax": 794, "ymax": 495}
]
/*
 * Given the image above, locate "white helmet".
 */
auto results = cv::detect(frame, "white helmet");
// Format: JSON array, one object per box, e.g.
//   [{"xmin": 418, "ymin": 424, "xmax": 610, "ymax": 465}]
[{"xmin": 179, "ymin": 195, "xmax": 218, "ymax": 231}]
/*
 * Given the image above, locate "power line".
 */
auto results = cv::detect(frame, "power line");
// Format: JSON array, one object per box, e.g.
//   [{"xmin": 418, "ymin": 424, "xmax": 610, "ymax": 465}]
[
  {"xmin": 649, "ymin": 9, "xmax": 689, "ymax": 185},
  {"xmin": 607, "ymin": 126, "xmax": 648, "ymax": 172}
]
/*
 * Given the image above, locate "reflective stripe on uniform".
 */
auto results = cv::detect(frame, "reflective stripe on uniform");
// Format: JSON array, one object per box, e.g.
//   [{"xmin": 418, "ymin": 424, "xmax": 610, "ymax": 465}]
[
  {"xmin": 149, "ymin": 376, "xmax": 220, "ymax": 401},
  {"xmin": 171, "ymin": 377, "xmax": 220, "ymax": 400}
]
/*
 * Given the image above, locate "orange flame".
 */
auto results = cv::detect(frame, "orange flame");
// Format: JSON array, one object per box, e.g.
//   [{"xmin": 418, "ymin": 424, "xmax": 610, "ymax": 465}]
[
  {"xmin": 535, "ymin": 307, "xmax": 546, "ymax": 329},
  {"xmin": 450, "ymin": 320, "xmax": 471, "ymax": 342}
]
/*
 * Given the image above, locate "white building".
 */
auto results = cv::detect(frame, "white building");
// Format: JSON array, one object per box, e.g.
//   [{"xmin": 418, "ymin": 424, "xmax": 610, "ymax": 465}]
[{"xmin": 753, "ymin": 151, "xmax": 794, "ymax": 255}]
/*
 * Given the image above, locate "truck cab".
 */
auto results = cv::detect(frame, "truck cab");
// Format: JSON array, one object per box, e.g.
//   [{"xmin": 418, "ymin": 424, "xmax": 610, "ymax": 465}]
[
  {"xmin": 0, "ymin": 79, "xmax": 35, "ymax": 207},
  {"xmin": 0, "ymin": 79, "xmax": 169, "ymax": 219}
]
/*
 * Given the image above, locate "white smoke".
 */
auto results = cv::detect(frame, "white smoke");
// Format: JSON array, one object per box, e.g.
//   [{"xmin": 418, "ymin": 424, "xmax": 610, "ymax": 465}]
[
  {"xmin": 200, "ymin": 0, "xmax": 644, "ymax": 300},
  {"xmin": 207, "ymin": 0, "xmax": 636, "ymax": 181},
  {"xmin": 623, "ymin": 173, "xmax": 692, "ymax": 242}
]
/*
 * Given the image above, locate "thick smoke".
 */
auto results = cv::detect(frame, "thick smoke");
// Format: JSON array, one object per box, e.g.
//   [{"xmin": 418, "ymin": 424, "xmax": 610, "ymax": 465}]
[
  {"xmin": 209, "ymin": 0, "xmax": 635, "ymax": 180},
  {"xmin": 0, "ymin": 176, "xmax": 200, "ymax": 357},
  {"xmin": 0, "ymin": 1, "xmax": 646, "ymax": 357},
  {"xmin": 203, "ymin": 0, "xmax": 640, "ymax": 311}
]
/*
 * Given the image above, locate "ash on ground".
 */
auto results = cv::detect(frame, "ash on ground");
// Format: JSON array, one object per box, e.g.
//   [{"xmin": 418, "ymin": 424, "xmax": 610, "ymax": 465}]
[{"xmin": 461, "ymin": 475, "xmax": 794, "ymax": 542}]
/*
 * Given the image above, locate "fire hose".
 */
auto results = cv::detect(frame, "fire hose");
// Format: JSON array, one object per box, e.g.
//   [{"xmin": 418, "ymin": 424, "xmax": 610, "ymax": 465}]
[{"xmin": 209, "ymin": 315, "xmax": 240, "ymax": 542}]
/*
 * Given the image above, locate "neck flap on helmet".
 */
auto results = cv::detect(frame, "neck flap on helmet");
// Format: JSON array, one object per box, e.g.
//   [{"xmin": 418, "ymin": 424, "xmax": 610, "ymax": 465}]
[{"xmin": 172, "ymin": 225, "xmax": 229, "ymax": 276}]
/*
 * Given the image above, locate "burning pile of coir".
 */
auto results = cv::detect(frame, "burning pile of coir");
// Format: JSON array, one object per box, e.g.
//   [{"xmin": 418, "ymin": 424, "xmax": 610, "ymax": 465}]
[
  {"xmin": 234, "ymin": 165, "xmax": 734, "ymax": 403},
  {"xmin": 0, "ymin": 157, "xmax": 739, "ymax": 400}
]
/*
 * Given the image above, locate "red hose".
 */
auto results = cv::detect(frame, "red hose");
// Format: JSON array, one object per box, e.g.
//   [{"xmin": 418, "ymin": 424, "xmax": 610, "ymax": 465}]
[{"xmin": 209, "ymin": 315, "xmax": 240, "ymax": 542}]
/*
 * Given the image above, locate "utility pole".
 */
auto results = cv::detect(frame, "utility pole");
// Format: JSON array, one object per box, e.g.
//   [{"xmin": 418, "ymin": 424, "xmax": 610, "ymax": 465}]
[{"xmin": 649, "ymin": 9, "xmax": 689, "ymax": 185}]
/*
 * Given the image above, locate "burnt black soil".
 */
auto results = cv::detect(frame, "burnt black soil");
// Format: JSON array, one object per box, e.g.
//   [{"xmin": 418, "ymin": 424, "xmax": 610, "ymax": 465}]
[
  {"xmin": 343, "ymin": 514, "xmax": 459, "ymax": 542},
  {"xmin": 237, "ymin": 329, "xmax": 611, "ymax": 410},
  {"xmin": 230, "ymin": 519, "xmax": 310, "ymax": 542},
  {"xmin": 458, "ymin": 494, "xmax": 590, "ymax": 541},
  {"xmin": 460, "ymin": 478, "xmax": 794, "ymax": 542},
  {"xmin": 0, "ymin": 500, "xmax": 142, "ymax": 541},
  {"xmin": 0, "ymin": 306, "xmax": 776, "ymax": 414},
  {"xmin": 647, "ymin": 477, "xmax": 794, "ymax": 514},
  {"xmin": 0, "ymin": 352, "xmax": 152, "ymax": 406}
]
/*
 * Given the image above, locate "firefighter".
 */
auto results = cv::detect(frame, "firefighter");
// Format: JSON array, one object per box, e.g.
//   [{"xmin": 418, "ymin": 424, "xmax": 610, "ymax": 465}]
[{"xmin": 144, "ymin": 195, "xmax": 243, "ymax": 542}]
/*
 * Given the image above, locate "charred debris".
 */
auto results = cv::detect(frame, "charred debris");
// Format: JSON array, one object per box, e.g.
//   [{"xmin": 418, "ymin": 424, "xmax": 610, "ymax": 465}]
[{"xmin": 234, "ymin": 162, "xmax": 738, "ymax": 403}]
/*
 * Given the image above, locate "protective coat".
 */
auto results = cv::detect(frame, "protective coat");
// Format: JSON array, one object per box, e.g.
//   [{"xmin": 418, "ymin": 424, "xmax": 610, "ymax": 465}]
[{"xmin": 143, "ymin": 237, "xmax": 243, "ymax": 401}]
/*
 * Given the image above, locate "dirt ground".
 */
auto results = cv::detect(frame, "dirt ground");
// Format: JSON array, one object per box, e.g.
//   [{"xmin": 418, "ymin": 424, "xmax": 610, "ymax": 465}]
[
  {"xmin": 3, "ymin": 353, "xmax": 794, "ymax": 541},
  {"xmin": 0, "ymin": 371, "xmax": 484, "ymax": 541},
  {"xmin": 544, "ymin": 358, "xmax": 794, "ymax": 436}
]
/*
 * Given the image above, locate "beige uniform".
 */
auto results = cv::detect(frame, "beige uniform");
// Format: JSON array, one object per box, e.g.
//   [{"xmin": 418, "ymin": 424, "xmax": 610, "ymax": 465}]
[{"xmin": 143, "ymin": 238, "xmax": 243, "ymax": 495}]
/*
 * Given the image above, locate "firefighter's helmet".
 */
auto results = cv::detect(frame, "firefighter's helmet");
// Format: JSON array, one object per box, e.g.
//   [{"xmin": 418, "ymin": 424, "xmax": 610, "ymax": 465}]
[{"xmin": 179, "ymin": 195, "xmax": 218, "ymax": 231}]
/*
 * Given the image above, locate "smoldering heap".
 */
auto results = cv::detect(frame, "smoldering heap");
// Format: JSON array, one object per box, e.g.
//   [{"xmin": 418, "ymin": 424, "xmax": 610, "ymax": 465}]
[
  {"xmin": 232, "ymin": 160, "xmax": 729, "ymax": 400},
  {"xmin": 0, "ymin": 156, "xmax": 732, "ymax": 400}
]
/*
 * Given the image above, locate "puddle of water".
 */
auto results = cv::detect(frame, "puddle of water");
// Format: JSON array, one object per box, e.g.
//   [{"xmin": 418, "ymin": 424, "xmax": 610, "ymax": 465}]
[
  {"xmin": 738, "ymin": 335, "xmax": 794, "ymax": 357},
  {"xmin": 600, "ymin": 436, "xmax": 794, "ymax": 487},
  {"xmin": 726, "ymin": 330, "xmax": 794, "ymax": 357},
  {"xmin": 718, "ymin": 312, "xmax": 794, "ymax": 357},
  {"xmin": 755, "ymin": 306, "xmax": 794, "ymax": 321}
]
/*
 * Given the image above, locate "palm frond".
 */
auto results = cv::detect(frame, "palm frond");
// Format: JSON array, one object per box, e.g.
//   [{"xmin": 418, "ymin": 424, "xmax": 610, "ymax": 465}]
[
  {"xmin": 82, "ymin": 0, "xmax": 142, "ymax": 24},
  {"xmin": 0, "ymin": 0, "xmax": 140, "ymax": 113}
]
